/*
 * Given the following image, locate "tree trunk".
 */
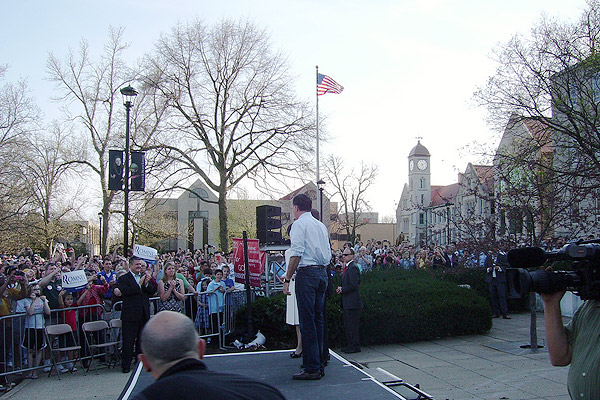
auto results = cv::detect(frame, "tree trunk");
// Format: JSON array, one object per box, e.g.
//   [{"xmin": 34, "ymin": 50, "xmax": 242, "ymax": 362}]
[{"xmin": 218, "ymin": 189, "xmax": 229, "ymax": 253}]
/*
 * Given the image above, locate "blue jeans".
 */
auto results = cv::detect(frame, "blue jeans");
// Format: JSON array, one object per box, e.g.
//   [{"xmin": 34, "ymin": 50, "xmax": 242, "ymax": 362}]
[{"xmin": 295, "ymin": 267, "xmax": 328, "ymax": 373}]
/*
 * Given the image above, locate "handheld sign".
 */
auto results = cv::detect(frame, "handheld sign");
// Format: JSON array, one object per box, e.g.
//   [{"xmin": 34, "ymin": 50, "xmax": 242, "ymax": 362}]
[
  {"xmin": 62, "ymin": 270, "xmax": 88, "ymax": 292},
  {"xmin": 133, "ymin": 244, "xmax": 158, "ymax": 265}
]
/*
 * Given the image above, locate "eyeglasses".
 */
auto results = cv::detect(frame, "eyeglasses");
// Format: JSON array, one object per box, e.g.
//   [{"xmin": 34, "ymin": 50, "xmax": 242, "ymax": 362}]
[{"xmin": 342, "ymin": 253, "xmax": 353, "ymax": 256}]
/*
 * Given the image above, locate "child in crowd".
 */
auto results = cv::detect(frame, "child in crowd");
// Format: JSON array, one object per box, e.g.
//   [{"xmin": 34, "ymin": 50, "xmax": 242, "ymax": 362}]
[
  {"xmin": 58, "ymin": 290, "xmax": 78, "ymax": 371},
  {"xmin": 194, "ymin": 279, "xmax": 210, "ymax": 334},
  {"xmin": 207, "ymin": 270, "xmax": 226, "ymax": 335},
  {"xmin": 16, "ymin": 284, "xmax": 50, "ymax": 379}
]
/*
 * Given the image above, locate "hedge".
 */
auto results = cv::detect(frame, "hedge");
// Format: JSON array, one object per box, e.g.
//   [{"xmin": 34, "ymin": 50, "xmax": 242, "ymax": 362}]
[
  {"xmin": 234, "ymin": 269, "xmax": 492, "ymax": 349},
  {"xmin": 430, "ymin": 267, "xmax": 530, "ymax": 312}
]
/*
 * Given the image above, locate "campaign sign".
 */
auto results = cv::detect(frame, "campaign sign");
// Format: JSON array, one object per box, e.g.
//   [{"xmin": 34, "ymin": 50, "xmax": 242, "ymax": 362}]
[
  {"xmin": 232, "ymin": 238, "xmax": 264, "ymax": 287},
  {"xmin": 62, "ymin": 270, "xmax": 88, "ymax": 292},
  {"xmin": 133, "ymin": 244, "xmax": 158, "ymax": 265}
]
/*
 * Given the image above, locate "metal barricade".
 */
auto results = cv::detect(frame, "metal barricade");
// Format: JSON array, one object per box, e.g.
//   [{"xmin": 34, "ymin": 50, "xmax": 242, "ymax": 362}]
[
  {"xmin": 111, "ymin": 289, "xmax": 253, "ymax": 351},
  {"xmin": 0, "ymin": 303, "xmax": 105, "ymax": 379}
]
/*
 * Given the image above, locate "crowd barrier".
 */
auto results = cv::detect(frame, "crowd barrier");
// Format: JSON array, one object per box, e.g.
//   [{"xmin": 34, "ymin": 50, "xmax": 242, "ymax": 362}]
[
  {"xmin": 0, "ymin": 288, "xmax": 254, "ymax": 380},
  {"xmin": 113, "ymin": 289, "xmax": 253, "ymax": 350},
  {"xmin": 0, "ymin": 303, "xmax": 107, "ymax": 379}
]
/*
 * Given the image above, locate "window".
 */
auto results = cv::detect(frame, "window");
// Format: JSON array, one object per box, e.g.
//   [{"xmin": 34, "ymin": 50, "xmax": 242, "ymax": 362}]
[
  {"xmin": 420, "ymin": 177, "xmax": 425, "ymax": 189},
  {"xmin": 419, "ymin": 213, "xmax": 425, "ymax": 225},
  {"xmin": 593, "ymin": 73, "xmax": 600, "ymax": 103},
  {"xmin": 189, "ymin": 188, "xmax": 208, "ymax": 199}
]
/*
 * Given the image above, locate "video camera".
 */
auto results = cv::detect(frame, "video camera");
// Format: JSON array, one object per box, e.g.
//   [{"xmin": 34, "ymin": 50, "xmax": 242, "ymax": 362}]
[{"xmin": 506, "ymin": 242, "xmax": 600, "ymax": 300}]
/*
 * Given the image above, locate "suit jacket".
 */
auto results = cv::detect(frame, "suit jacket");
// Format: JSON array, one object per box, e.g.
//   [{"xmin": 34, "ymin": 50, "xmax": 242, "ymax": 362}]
[
  {"xmin": 131, "ymin": 358, "xmax": 285, "ymax": 400},
  {"xmin": 341, "ymin": 261, "xmax": 362, "ymax": 310},
  {"xmin": 485, "ymin": 266, "xmax": 507, "ymax": 283},
  {"xmin": 118, "ymin": 272, "xmax": 157, "ymax": 321}
]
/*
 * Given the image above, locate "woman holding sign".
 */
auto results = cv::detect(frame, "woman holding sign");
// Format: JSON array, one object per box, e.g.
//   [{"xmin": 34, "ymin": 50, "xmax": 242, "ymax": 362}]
[{"xmin": 157, "ymin": 261, "xmax": 185, "ymax": 313}]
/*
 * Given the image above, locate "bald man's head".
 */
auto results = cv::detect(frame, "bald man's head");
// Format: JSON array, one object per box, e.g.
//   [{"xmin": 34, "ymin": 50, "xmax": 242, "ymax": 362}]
[{"xmin": 140, "ymin": 311, "xmax": 200, "ymax": 367}]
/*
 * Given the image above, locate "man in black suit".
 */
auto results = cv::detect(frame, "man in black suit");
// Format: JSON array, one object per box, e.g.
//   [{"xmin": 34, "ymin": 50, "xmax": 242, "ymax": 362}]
[
  {"xmin": 119, "ymin": 257, "xmax": 157, "ymax": 373},
  {"xmin": 336, "ymin": 248, "xmax": 362, "ymax": 354},
  {"xmin": 485, "ymin": 252, "xmax": 510, "ymax": 319},
  {"xmin": 134, "ymin": 311, "xmax": 285, "ymax": 400}
]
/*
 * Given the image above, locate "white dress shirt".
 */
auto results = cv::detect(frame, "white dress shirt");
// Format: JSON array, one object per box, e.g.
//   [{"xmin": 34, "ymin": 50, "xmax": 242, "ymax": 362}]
[{"xmin": 288, "ymin": 212, "xmax": 332, "ymax": 267}]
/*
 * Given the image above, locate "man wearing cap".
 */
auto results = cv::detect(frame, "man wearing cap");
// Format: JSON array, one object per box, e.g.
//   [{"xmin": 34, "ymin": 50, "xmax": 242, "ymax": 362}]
[
  {"xmin": 282, "ymin": 194, "xmax": 331, "ymax": 380},
  {"xmin": 119, "ymin": 257, "xmax": 157, "ymax": 373}
]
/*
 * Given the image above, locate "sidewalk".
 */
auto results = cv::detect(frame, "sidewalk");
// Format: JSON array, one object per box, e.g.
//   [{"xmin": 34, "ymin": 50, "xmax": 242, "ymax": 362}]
[
  {"xmin": 345, "ymin": 312, "xmax": 570, "ymax": 400},
  {"xmin": 2, "ymin": 312, "xmax": 570, "ymax": 400}
]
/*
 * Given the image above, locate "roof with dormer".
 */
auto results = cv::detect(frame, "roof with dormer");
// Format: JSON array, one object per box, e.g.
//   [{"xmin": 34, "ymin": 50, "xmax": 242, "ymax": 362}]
[
  {"xmin": 430, "ymin": 183, "xmax": 459, "ymax": 207},
  {"xmin": 472, "ymin": 164, "xmax": 494, "ymax": 192},
  {"xmin": 408, "ymin": 141, "xmax": 430, "ymax": 157}
]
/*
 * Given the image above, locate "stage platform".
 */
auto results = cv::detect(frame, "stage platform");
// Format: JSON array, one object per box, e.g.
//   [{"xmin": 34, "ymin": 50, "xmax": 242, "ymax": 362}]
[{"xmin": 118, "ymin": 349, "xmax": 431, "ymax": 400}]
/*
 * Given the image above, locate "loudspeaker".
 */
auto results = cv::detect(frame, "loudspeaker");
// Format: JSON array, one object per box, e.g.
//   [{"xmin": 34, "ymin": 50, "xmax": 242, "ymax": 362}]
[{"xmin": 256, "ymin": 205, "xmax": 282, "ymax": 244}]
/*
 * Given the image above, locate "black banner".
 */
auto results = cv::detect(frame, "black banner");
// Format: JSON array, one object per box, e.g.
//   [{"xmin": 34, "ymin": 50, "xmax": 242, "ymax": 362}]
[
  {"xmin": 130, "ymin": 151, "xmax": 145, "ymax": 191},
  {"xmin": 108, "ymin": 150, "xmax": 124, "ymax": 191}
]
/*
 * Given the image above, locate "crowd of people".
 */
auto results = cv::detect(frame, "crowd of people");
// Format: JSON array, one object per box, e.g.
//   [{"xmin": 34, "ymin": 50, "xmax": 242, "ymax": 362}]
[
  {"xmin": 0, "ymin": 232, "xmax": 590, "ymax": 396},
  {"xmin": 322, "ymin": 236, "xmax": 571, "ymax": 276},
  {"xmin": 0, "ymin": 245, "xmax": 243, "ymax": 386}
]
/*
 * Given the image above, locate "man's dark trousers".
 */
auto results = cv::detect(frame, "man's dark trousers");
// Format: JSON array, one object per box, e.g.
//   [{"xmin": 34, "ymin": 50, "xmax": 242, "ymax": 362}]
[{"xmin": 295, "ymin": 266, "xmax": 328, "ymax": 374}]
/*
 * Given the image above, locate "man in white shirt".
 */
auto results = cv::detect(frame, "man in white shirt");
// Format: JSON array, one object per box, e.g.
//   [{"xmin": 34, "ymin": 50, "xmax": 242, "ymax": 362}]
[{"xmin": 283, "ymin": 194, "xmax": 331, "ymax": 380}]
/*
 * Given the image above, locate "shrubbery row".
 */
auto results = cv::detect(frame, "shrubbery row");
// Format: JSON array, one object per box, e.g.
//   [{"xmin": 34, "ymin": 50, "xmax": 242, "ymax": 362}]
[{"xmin": 234, "ymin": 269, "xmax": 492, "ymax": 348}]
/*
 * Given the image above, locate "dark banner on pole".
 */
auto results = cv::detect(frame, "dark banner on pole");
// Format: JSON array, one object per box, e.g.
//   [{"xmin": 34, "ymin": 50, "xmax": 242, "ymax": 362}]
[
  {"xmin": 108, "ymin": 150, "xmax": 124, "ymax": 191},
  {"xmin": 130, "ymin": 151, "xmax": 145, "ymax": 191}
]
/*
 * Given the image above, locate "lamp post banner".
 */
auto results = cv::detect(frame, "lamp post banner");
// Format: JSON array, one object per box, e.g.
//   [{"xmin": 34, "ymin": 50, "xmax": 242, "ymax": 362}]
[
  {"xmin": 133, "ymin": 244, "xmax": 158, "ymax": 265},
  {"xmin": 232, "ymin": 237, "xmax": 264, "ymax": 287}
]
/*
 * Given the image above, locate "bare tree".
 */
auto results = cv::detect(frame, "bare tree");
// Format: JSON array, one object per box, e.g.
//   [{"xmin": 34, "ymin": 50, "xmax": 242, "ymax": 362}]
[
  {"xmin": 324, "ymin": 155, "xmax": 378, "ymax": 244},
  {"xmin": 16, "ymin": 122, "xmax": 85, "ymax": 254},
  {"xmin": 475, "ymin": 1, "xmax": 600, "ymax": 240},
  {"xmin": 143, "ymin": 19, "xmax": 315, "ymax": 252},
  {"xmin": 0, "ymin": 66, "xmax": 39, "ymax": 232},
  {"xmin": 47, "ymin": 27, "xmax": 169, "ymax": 255}
]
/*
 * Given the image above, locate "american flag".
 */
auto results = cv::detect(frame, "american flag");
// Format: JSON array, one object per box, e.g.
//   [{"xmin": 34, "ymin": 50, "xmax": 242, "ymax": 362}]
[{"xmin": 317, "ymin": 73, "xmax": 344, "ymax": 96}]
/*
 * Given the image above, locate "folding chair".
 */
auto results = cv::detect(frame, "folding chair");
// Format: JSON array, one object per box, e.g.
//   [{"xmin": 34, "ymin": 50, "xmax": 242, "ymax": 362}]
[
  {"xmin": 108, "ymin": 319, "xmax": 122, "ymax": 365},
  {"xmin": 45, "ymin": 324, "xmax": 83, "ymax": 379},
  {"xmin": 81, "ymin": 320, "xmax": 120, "ymax": 373}
]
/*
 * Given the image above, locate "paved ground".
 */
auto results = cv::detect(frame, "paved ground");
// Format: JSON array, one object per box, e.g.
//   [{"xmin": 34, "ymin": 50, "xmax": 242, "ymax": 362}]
[
  {"xmin": 345, "ymin": 312, "xmax": 570, "ymax": 400},
  {"xmin": 2, "ymin": 312, "xmax": 570, "ymax": 400}
]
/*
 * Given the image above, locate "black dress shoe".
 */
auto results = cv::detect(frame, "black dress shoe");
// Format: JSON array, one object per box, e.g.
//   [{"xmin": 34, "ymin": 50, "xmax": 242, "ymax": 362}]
[
  {"xmin": 121, "ymin": 367, "xmax": 130, "ymax": 374},
  {"xmin": 343, "ymin": 348, "xmax": 361, "ymax": 354},
  {"xmin": 293, "ymin": 371, "xmax": 322, "ymax": 380},
  {"xmin": 290, "ymin": 351, "xmax": 302, "ymax": 358},
  {"xmin": 503, "ymin": 315, "xmax": 511, "ymax": 319}
]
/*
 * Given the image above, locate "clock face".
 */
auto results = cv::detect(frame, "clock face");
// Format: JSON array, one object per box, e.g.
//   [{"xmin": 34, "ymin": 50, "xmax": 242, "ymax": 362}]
[
  {"xmin": 409, "ymin": 160, "xmax": 414, "ymax": 171},
  {"xmin": 417, "ymin": 159, "xmax": 428, "ymax": 170}
]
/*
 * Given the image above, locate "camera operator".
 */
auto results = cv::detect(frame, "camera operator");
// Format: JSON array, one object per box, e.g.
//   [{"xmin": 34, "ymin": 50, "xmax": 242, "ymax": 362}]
[{"xmin": 541, "ymin": 288, "xmax": 599, "ymax": 399}]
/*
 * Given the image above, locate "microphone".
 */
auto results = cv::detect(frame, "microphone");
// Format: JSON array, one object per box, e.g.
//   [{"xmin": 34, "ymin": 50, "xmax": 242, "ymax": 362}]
[{"xmin": 507, "ymin": 247, "xmax": 547, "ymax": 268}]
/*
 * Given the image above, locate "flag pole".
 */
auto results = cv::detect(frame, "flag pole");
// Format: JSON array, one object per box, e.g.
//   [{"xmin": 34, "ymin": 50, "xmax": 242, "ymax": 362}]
[{"xmin": 316, "ymin": 65, "xmax": 321, "ymax": 215}]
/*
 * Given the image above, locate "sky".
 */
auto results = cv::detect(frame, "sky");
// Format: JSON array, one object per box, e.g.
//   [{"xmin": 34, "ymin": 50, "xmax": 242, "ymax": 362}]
[{"xmin": 1, "ymin": 0, "xmax": 587, "ymax": 221}]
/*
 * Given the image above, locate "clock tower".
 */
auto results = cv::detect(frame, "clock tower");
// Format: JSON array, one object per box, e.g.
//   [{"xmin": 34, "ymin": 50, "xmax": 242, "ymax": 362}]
[
  {"xmin": 405, "ymin": 140, "xmax": 431, "ymax": 245},
  {"xmin": 408, "ymin": 140, "xmax": 431, "ymax": 205}
]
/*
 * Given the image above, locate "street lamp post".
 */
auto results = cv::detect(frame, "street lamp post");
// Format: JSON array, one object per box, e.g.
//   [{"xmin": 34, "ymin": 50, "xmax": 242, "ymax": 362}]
[
  {"xmin": 120, "ymin": 85, "xmax": 138, "ymax": 258},
  {"xmin": 317, "ymin": 179, "xmax": 325, "ymax": 222},
  {"xmin": 98, "ymin": 212, "xmax": 103, "ymax": 256},
  {"xmin": 446, "ymin": 202, "xmax": 451, "ymax": 245}
]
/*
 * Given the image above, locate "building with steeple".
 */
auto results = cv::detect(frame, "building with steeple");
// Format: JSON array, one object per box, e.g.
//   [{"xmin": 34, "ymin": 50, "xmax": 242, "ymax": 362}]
[
  {"xmin": 396, "ymin": 141, "xmax": 432, "ymax": 245},
  {"xmin": 396, "ymin": 141, "xmax": 493, "ymax": 247}
]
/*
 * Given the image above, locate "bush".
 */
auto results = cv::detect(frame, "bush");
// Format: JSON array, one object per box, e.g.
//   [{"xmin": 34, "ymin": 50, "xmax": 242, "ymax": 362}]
[
  {"xmin": 234, "ymin": 269, "xmax": 492, "ymax": 349},
  {"xmin": 431, "ymin": 267, "xmax": 529, "ymax": 312}
]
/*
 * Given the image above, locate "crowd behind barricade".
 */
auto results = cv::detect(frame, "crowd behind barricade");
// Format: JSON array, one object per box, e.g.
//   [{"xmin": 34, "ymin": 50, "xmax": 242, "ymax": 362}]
[
  {"xmin": 0, "ymin": 244, "xmax": 248, "ymax": 390},
  {"xmin": 0, "ymin": 238, "xmax": 571, "ymax": 390},
  {"xmin": 322, "ymin": 237, "xmax": 570, "ymax": 276}
]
